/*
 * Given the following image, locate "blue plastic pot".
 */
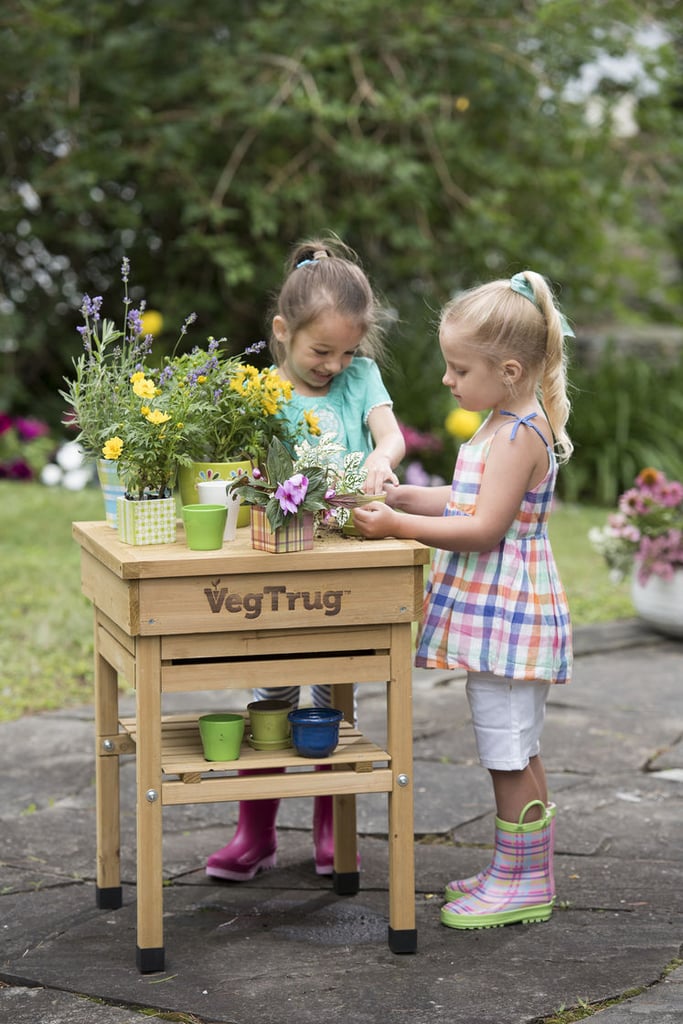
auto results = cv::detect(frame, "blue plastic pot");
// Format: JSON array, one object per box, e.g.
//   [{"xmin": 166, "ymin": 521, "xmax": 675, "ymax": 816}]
[{"xmin": 288, "ymin": 707, "xmax": 343, "ymax": 758}]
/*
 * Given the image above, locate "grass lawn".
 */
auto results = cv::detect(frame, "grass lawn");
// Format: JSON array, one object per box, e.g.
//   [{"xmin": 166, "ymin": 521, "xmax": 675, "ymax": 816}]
[{"xmin": 0, "ymin": 482, "xmax": 632, "ymax": 722}]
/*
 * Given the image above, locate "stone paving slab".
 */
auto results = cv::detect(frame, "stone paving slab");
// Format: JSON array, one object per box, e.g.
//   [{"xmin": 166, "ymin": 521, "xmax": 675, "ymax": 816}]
[{"xmin": 1, "ymin": 620, "xmax": 682, "ymax": 1024}]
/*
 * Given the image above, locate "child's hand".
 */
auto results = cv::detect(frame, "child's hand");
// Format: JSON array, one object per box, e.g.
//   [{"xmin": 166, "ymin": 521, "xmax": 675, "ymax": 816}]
[
  {"xmin": 362, "ymin": 454, "xmax": 399, "ymax": 494},
  {"xmin": 350, "ymin": 501, "xmax": 398, "ymax": 539}
]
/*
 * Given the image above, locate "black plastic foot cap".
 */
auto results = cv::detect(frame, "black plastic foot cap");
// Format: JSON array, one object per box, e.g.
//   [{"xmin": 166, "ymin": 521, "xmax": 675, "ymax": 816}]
[
  {"xmin": 136, "ymin": 946, "xmax": 165, "ymax": 973},
  {"xmin": 388, "ymin": 926, "xmax": 417, "ymax": 954},
  {"xmin": 96, "ymin": 885, "xmax": 122, "ymax": 910},
  {"xmin": 332, "ymin": 870, "xmax": 360, "ymax": 896}
]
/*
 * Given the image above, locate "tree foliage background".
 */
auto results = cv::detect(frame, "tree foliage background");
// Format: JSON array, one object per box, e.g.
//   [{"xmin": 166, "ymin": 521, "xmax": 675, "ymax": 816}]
[{"xmin": 1, "ymin": 0, "xmax": 682, "ymax": 439}]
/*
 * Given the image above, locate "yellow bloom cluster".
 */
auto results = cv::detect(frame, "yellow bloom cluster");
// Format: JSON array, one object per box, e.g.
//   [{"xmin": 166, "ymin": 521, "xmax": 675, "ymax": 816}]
[
  {"xmin": 303, "ymin": 409, "xmax": 321, "ymax": 436},
  {"xmin": 102, "ymin": 436, "xmax": 123, "ymax": 460},
  {"xmin": 131, "ymin": 371, "xmax": 156, "ymax": 400},
  {"xmin": 144, "ymin": 408, "xmax": 171, "ymax": 426},
  {"xmin": 229, "ymin": 365, "xmax": 292, "ymax": 417}
]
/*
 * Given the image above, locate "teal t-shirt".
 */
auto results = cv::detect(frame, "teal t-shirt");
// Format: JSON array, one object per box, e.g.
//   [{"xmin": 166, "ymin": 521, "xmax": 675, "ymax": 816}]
[{"xmin": 276, "ymin": 357, "xmax": 392, "ymax": 458}]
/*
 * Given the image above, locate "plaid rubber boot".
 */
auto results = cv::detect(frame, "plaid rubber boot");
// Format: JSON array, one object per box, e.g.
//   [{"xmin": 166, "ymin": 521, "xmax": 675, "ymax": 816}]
[
  {"xmin": 441, "ymin": 800, "xmax": 556, "ymax": 929},
  {"xmin": 443, "ymin": 802, "xmax": 556, "ymax": 901}
]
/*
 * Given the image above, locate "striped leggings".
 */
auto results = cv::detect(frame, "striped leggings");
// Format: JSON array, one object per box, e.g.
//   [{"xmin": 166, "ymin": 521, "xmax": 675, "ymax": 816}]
[{"xmin": 252, "ymin": 684, "xmax": 358, "ymax": 724}]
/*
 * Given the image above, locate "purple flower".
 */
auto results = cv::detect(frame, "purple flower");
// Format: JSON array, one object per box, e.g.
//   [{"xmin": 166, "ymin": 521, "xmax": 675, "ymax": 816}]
[
  {"xmin": 404, "ymin": 460, "xmax": 432, "ymax": 487},
  {"xmin": 252, "ymin": 468, "xmax": 262, "ymax": 479},
  {"xmin": 15, "ymin": 417, "xmax": 49, "ymax": 440},
  {"xmin": 275, "ymin": 473, "xmax": 309, "ymax": 514},
  {"xmin": 80, "ymin": 294, "xmax": 103, "ymax": 320}
]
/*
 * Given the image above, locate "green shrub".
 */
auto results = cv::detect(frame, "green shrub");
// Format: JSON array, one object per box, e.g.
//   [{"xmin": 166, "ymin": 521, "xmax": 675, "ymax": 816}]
[{"xmin": 560, "ymin": 345, "xmax": 683, "ymax": 506}]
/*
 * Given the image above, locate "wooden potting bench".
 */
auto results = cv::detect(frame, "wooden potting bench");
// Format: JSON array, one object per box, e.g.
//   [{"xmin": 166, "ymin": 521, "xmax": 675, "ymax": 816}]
[{"xmin": 73, "ymin": 520, "xmax": 429, "ymax": 972}]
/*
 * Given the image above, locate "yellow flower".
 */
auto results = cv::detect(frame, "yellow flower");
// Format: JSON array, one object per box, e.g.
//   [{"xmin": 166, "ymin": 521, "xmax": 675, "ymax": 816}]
[
  {"xmin": 304, "ymin": 409, "xmax": 321, "ymax": 436},
  {"xmin": 130, "ymin": 371, "xmax": 146, "ymax": 384},
  {"xmin": 144, "ymin": 409, "xmax": 171, "ymax": 425},
  {"xmin": 140, "ymin": 310, "xmax": 164, "ymax": 337},
  {"xmin": 140, "ymin": 405, "xmax": 151, "ymax": 416},
  {"xmin": 454, "ymin": 96, "xmax": 470, "ymax": 112},
  {"xmin": 196, "ymin": 375, "xmax": 207, "ymax": 384},
  {"xmin": 102, "ymin": 436, "xmax": 123, "ymax": 460},
  {"xmin": 445, "ymin": 407, "xmax": 482, "ymax": 441},
  {"xmin": 132, "ymin": 376, "xmax": 156, "ymax": 399}
]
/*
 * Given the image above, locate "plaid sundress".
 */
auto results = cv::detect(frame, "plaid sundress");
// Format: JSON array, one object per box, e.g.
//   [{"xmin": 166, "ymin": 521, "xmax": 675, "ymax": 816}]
[{"xmin": 415, "ymin": 413, "xmax": 572, "ymax": 684}]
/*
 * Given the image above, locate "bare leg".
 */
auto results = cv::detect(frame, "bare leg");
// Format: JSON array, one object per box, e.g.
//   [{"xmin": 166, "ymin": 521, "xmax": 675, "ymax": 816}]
[{"xmin": 490, "ymin": 753, "xmax": 547, "ymax": 823}]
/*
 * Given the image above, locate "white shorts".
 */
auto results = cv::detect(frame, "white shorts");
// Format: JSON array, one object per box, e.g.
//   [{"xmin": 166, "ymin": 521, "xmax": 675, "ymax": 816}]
[{"xmin": 465, "ymin": 671, "xmax": 550, "ymax": 771}]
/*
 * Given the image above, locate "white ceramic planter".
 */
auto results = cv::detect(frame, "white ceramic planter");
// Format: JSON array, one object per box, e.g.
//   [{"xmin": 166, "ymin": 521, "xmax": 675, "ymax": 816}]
[{"xmin": 631, "ymin": 569, "xmax": 683, "ymax": 638}]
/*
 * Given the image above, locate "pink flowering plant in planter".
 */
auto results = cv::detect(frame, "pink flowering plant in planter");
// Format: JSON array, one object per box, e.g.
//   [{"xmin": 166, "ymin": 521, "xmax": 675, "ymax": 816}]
[
  {"xmin": 589, "ymin": 467, "xmax": 683, "ymax": 583},
  {"xmin": 227, "ymin": 434, "xmax": 366, "ymax": 533}
]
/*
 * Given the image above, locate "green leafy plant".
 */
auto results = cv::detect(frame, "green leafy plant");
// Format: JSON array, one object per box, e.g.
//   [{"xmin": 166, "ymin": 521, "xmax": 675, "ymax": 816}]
[
  {"xmin": 100, "ymin": 368, "xmax": 214, "ymax": 499},
  {"xmin": 560, "ymin": 346, "xmax": 683, "ymax": 506},
  {"xmin": 59, "ymin": 258, "xmax": 172, "ymax": 461},
  {"xmin": 228, "ymin": 434, "xmax": 368, "ymax": 532},
  {"xmin": 164, "ymin": 339, "xmax": 295, "ymax": 466}
]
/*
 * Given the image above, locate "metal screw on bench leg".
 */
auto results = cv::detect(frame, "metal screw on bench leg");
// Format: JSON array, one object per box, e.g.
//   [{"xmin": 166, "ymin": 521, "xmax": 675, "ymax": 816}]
[
  {"xmin": 145, "ymin": 789, "xmax": 159, "ymax": 803},
  {"xmin": 102, "ymin": 739, "xmax": 114, "ymax": 752},
  {"xmin": 397, "ymin": 774, "xmax": 409, "ymax": 787}
]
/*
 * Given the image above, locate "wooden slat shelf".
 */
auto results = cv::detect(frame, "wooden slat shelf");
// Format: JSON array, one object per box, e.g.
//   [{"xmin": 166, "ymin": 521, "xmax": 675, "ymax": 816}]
[{"xmin": 119, "ymin": 714, "xmax": 390, "ymax": 778}]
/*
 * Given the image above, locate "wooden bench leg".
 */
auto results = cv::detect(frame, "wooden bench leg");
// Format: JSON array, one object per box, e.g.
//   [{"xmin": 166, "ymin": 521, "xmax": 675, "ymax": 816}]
[
  {"xmin": 135, "ymin": 636, "xmax": 165, "ymax": 973},
  {"xmin": 387, "ymin": 624, "xmax": 417, "ymax": 953},
  {"xmin": 331, "ymin": 682, "xmax": 359, "ymax": 894},
  {"xmin": 333, "ymin": 791, "xmax": 360, "ymax": 895},
  {"xmin": 94, "ymin": 625, "xmax": 122, "ymax": 910}
]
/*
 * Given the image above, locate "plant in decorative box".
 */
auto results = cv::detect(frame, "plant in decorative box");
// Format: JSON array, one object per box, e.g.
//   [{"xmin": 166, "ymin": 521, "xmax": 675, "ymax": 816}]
[
  {"xmin": 60, "ymin": 257, "xmax": 197, "ymax": 527},
  {"xmin": 170, "ymin": 339, "xmax": 296, "ymax": 525},
  {"xmin": 589, "ymin": 467, "xmax": 683, "ymax": 636},
  {"xmin": 101, "ymin": 364, "xmax": 214, "ymax": 546},
  {"xmin": 228, "ymin": 435, "xmax": 364, "ymax": 553}
]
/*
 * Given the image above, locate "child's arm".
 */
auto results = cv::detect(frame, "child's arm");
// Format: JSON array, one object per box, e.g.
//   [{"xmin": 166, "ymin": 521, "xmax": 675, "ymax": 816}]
[
  {"xmin": 353, "ymin": 425, "xmax": 548, "ymax": 552},
  {"xmin": 362, "ymin": 405, "xmax": 406, "ymax": 493},
  {"xmin": 385, "ymin": 483, "xmax": 451, "ymax": 516}
]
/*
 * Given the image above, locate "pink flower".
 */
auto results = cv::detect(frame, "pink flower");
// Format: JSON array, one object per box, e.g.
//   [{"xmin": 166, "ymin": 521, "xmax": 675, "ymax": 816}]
[
  {"xmin": 15, "ymin": 417, "xmax": 50, "ymax": 440},
  {"xmin": 274, "ymin": 473, "xmax": 309, "ymax": 514}
]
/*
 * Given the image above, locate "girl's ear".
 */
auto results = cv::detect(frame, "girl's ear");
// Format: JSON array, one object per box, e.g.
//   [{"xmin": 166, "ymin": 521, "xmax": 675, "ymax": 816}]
[
  {"xmin": 501, "ymin": 358, "xmax": 523, "ymax": 384},
  {"xmin": 272, "ymin": 315, "xmax": 290, "ymax": 345}
]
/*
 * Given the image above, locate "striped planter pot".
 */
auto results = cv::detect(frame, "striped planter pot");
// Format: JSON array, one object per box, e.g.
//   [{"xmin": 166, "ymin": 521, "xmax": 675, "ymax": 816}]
[{"xmin": 250, "ymin": 506, "xmax": 314, "ymax": 554}]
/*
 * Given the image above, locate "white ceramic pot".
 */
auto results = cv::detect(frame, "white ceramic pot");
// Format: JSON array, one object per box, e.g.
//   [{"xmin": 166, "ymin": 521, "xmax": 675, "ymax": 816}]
[
  {"xmin": 631, "ymin": 569, "xmax": 683, "ymax": 638},
  {"xmin": 196, "ymin": 480, "xmax": 242, "ymax": 542},
  {"xmin": 178, "ymin": 460, "xmax": 252, "ymax": 527}
]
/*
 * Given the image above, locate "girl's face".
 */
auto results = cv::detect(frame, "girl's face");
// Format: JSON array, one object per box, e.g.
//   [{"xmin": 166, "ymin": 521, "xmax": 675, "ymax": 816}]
[
  {"xmin": 275, "ymin": 310, "xmax": 365, "ymax": 395},
  {"xmin": 439, "ymin": 322, "xmax": 509, "ymax": 412}
]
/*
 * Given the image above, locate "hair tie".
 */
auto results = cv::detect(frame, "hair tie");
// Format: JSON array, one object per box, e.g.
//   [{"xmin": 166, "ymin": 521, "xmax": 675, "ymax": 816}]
[
  {"xmin": 295, "ymin": 258, "xmax": 318, "ymax": 269},
  {"xmin": 510, "ymin": 272, "xmax": 575, "ymax": 339}
]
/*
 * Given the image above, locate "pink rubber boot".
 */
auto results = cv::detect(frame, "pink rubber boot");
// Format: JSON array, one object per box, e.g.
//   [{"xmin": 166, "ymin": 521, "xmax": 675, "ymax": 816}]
[
  {"xmin": 313, "ymin": 793, "xmax": 335, "ymax": 875},
  {"xmin": 312, "ymin": 765, "xmax": 362, "ymax": 875},
  {"xmin": 206, "ymin": 769, "xmax": 284, "ymax": 882}
]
